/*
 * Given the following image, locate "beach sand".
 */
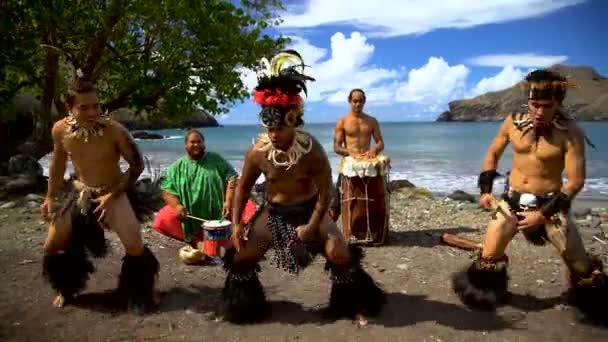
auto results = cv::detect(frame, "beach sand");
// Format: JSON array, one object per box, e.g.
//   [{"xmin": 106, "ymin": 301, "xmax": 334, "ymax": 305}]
[{"xmin": 1, "ymin": 190, "xmax": 607, "ymax": 341}]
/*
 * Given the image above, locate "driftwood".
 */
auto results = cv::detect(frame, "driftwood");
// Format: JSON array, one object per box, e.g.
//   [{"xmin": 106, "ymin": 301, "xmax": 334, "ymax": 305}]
[
  {"xmin": 440, "ymin": 233, "xmax": 481, "ymax": 251},
  {"xmin": 439, "ymin": 197, "xmax": 508, "ymax": 251}
]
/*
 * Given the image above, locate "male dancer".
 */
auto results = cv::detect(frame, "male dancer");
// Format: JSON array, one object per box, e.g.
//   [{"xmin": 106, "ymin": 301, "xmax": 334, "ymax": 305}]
[
  {"xmin": 451, "ymin": 69, "xmax": 607, "ymax": 325},
  {"xmin": 223, "ymin": 50, "xmax": 386, "ymax": 324},
  {"xmin": 41, "ymin": 74, "xmax": 159, "ymax": 314}
]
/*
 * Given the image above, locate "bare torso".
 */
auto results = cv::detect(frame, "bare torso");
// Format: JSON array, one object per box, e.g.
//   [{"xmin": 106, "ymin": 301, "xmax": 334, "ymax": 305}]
[
  {"xmin": 507, "ymin": 121, "xmax": 569, "ymax": 194},
  {"xmin": 338, "ymin": 113, "xmax": 376, "ymax": 155},
  {"xmin": 252, "ymin": 135, "xmax": 327, "ymax": 204},
  {"xmin": 57, "ymin": 119, "xmax": 125, "ymax": 189}
]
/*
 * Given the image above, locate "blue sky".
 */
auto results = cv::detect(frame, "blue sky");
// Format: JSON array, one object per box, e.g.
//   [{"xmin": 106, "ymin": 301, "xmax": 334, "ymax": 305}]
[{"xmin": 220, "ymin": 0, "xmax": 606, "ymax": 125}]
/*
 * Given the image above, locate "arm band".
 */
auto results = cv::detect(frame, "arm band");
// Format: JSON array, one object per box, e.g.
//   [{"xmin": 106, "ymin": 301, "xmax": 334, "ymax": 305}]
[
  {"xmin": 540, "ymin": 192, "xmax": 571, "ymax": 219},
  {"xmin": 478, "ymin": 170, "xmax": 498, "ymax": 194}
]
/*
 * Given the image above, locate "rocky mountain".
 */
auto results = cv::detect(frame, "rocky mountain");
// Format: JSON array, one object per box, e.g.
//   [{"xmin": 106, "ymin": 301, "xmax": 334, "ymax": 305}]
[
  {"xmin": 112, "ymin": 108, "xmax": 219, "ymax": 130},
  {"xmin": 436, "ymin": 65, "xmax": 608, "ymax": 122}
]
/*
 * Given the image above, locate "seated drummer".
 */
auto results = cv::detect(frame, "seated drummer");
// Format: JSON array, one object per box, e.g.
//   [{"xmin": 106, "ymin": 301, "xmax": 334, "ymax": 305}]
[
  {"xmin": 154, "ymin": 128, "xmax": 239, "ymax": 264},
  {"xmin": 331, "ymin": 88, "xmax": 385, "ymax": 220}
]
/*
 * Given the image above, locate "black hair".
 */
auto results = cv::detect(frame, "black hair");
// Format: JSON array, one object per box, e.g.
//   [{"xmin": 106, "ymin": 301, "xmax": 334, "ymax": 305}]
[
  {"xmin": 348, "ymin": 88, "xmax": 366, "ymax": 102},
  {"xmin": 525, "ymin": 69, "xmax": 567, "ymax": 103},
  {"xmin": 66, "ymin": 77, "xmax": 96, "ymax": 109},
  {"xmin": 184, "ymin": 128, "xmax": 204, "ymax": 143}
]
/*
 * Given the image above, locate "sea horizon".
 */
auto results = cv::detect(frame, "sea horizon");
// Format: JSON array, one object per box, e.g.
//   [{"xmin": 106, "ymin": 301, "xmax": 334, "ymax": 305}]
[{"xmin": 40, "ymin": 121, "xmax": 608, "ymax": 200}]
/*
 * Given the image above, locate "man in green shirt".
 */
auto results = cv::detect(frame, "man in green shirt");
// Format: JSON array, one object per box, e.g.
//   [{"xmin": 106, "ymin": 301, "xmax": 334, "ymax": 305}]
[{"xmin": 157, "ymin": 129, "xmax": 237, "ymax": 262}]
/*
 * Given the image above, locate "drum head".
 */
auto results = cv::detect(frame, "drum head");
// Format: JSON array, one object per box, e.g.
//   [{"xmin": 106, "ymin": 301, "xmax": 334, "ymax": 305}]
[{"xmin": 203, "ymin": 219, "xmax": 232, "ymax": 230}]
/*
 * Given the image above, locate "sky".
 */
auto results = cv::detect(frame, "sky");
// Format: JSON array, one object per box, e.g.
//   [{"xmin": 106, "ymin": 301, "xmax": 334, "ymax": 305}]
[{"xmin": 219, "ymin": 0, "xmax": 607, "ymax": 125}]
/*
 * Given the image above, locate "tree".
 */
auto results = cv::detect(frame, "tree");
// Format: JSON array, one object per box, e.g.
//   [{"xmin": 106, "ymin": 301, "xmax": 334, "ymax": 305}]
[{"xmin": 0, "ymin": 0, "xmax": 288, "ymax": 162}]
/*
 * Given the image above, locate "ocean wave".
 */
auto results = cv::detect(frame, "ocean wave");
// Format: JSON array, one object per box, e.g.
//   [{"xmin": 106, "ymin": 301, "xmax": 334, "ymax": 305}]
[
  {"xmin": 163, "ymin": 135, "xmax": 182, "ymax": 140},
  {"xmin": 133, "ymin": 135, "xmax": 182, "ymax": 141},
  {"xmin": 38, "ymin": 155, "xmax": 608, "ymax": 199}
]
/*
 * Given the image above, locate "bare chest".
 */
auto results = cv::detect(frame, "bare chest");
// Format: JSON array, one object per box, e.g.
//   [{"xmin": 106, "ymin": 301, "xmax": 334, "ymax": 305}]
[
  {"xmin": 344, "ymin": 119, "xmax": 372, "ymax": 137},
  {"xmin": 261, "ymin": 155, "xmax": 311, "ymax": 182},
  {"xmin": 62, "ymin": 135, "xmax": 118, "ymax": 165},
  {"xmin": 510, "ymin": 130, "xmax": 565, "ymax": 161}
]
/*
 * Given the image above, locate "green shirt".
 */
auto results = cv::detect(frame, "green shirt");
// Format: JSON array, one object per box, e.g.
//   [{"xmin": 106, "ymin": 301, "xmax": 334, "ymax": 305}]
[{"xmin": 161, "ymin": 152, "xmax": 237, "ymax": 242}]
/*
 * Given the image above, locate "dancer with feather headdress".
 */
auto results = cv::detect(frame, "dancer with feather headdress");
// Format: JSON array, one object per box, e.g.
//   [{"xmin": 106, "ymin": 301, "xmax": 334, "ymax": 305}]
[
  {"xmin": 223, "ymin": 50, "xmax": 386, "ymax": 324},
  {"xmin": 450, "ymin": 69, "xmax": 607, "ymax": 326}
]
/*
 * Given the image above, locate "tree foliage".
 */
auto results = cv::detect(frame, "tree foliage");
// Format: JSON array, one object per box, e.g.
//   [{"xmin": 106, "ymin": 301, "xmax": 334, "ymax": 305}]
[{"xmin": 0, "ymin": 0, "xmax": 287, "ymax": 160}]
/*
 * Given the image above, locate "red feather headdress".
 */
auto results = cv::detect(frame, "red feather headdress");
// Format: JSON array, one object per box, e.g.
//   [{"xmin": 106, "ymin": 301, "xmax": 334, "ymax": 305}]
[{"xmin": 253, "ymin": 50, "xmax": 315, "ymax": 127}]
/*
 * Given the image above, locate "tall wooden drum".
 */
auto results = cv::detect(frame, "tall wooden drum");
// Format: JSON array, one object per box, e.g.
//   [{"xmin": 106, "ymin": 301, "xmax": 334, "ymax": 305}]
[{"xmin": 339, "ymin": 154, "xmax": 391, "ymax": 246}]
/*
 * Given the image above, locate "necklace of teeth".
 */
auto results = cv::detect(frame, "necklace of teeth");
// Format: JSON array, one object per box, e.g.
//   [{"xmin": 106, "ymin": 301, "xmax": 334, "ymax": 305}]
[
  {"xmin": 64, "ymin": 112, "xmax": 112, "ymax": 142},
  {"xmin": 257, "ymin": 129, "xmax": 313, "ymax": 170},
  {"xmin": 513, "ymin": 109, "xmax": 570, "ymax": 135}
]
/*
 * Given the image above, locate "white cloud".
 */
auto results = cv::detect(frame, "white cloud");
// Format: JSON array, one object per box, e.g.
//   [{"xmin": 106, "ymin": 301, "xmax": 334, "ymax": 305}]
[
  {"xmin": 466, "ymin": 53, "xmax": 569, "ymax": 68},
  {"xmin": 280, "ymin": 0, "xmax": 585, "ymax": 37},
  {"xmin": 296, "ymin": 32, "xmax": 402, "ymax": 104},
  {"xmin": 240, "ymin": 32, "xmax": 403, "ymax": 106},
  {"xmin": 236, "ymin": 30, "xmax": 548, "ymax": 120},
  {"xmin": 468, "ymin": 66, "xmax": 529, "ymax": 97},
  {"xmin": 395, "ymin": 57, "xmax": 470, "ymax": 109}
]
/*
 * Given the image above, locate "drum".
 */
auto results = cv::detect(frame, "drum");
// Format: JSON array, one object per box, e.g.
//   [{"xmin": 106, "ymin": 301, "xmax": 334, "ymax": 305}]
[
  {"xmin": 339, "ymin": 154, "xmax": 391, "ymax": 246},
  {"xmin": 202, "ymin": 219, "xmax": 232, "ymax": 257}
]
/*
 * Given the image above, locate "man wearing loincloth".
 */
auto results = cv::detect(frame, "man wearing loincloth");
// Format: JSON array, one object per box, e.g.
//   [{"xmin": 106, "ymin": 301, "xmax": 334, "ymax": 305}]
[
  {"xmin": 333, "ymin": 88, "xmax": 389, "ymax": 245},
  {"xmin": 222, "ymin": 50, "xmax": 385, "ymax": 324},
  {"xmin": 155, "ymin": 128, "xmax": 238, "ymax": 264},
  {"xmin": 40, "ymin": 74, "xmax": 159, "ymax": 315},
  {"xmin": 451, "ymin": 69, "xmax": 607, "ymax": 325}
]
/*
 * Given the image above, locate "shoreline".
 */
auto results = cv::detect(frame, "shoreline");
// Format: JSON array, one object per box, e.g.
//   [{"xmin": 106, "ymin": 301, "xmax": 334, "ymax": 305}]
[{"xmin": 432, "ymin": 191, "xmax": 608, "ymax": 206}]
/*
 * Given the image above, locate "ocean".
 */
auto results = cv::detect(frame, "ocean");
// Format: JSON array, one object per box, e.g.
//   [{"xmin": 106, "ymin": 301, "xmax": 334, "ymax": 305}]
[{"xmin": 40, "ymin": 121, "xmax": 608, "ymax": 199}]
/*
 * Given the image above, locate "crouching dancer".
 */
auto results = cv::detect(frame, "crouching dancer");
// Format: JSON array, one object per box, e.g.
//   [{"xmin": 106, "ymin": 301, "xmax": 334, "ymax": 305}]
[
  {"xmin": 222, "ymin": 50, "xmax": 385, "ymax": 324},
  {"xmin": 40, "ymin": 75, "xmax": 159, "ymax": 315},
  {"xmin": 451, "ymin": 69, "xmax": 607, "ymax": 325}
]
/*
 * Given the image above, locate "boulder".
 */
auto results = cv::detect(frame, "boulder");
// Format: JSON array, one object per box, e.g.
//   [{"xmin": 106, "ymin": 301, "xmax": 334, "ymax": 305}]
[
  {"xmin": 132, "ymin": 131, "xmax": 165, "ymax": 140},
  {"xmin": 572, "ymin": 207, "xmax": 592, "ymax": 218},
  {"xmin": 447, "ymin": 190, "xmax": 476, "ymax": 203},
  {"xmin": 394, "ymin": 186, "xmax": 434, "ymax": 200},
  {"xmin": 1, "ymin": 175, "xmax": 46, "ymax": 197},
  {"xmin": 7, "ymin": 154, "xmax": 43, "ymax": 177},
  {"xmin": 389, "ymin": 179, "xmax": 416, "ymax": 191}
]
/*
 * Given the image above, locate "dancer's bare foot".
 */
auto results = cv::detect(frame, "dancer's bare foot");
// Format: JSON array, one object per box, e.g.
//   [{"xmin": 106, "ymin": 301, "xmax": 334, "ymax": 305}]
[
  {"xmin": 357, "ymin": 314, "xmax": 369, "ymax": 327},
  {"xmin": 179, "ymin": 245, "xmax": 207, "ymax": 265},
  {"xmin": 52, "ymin": 294, "xmax": 66, "ymax": 308}
]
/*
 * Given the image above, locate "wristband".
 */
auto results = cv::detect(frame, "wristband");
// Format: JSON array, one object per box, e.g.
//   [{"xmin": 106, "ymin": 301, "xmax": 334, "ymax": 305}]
[
  {"xmin": 540, "ymin": 192, "xmax": 571, "ymax": 219},
  {"xmin": 478, "ymin": 170, "xmax": 499, "ymax": 194}
]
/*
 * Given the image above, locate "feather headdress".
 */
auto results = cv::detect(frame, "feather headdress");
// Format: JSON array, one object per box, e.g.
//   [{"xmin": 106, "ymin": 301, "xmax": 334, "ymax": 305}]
[
  {"xmin": 520, "ymin": 69, "xmax": 578, "ymax": 102},
  {"xmin": 253, "ymin": 50, "xmax": 315, "ymax": 127}
]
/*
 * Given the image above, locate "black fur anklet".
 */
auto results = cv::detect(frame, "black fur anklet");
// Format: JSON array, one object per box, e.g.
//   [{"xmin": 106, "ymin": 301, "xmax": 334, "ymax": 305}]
[
  {"xmin": 117, "ymin": 246, "xmax": 159, "ymax": 315},
  {"xmin": 221, "ymin": 248, "xmax": 268, "ymax": 324},
  {"xmin": 451, "ymin": 254, "xmax": 510, "ymax": 310},
  {"xmin": 567, "ymin": 256, "xmax": 608, "ymax": 326},
  {"xmin": 324, "ymin": 245, "xmax": 386, "ymax": 319},
  {"xmin": 42, "ymin": 246, "xmax": 95, "ymax": 301}
]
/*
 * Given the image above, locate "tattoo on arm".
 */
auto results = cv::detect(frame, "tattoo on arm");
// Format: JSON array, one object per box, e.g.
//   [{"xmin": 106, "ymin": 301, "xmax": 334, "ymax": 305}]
[
  {"xmin": 562, "ymin": 124, "xmax": 586, "ymax": 198},
  {"xmin": 232, "ymin": 149, "xmax": 261, "ymax": 224},
  {"xmin": 225, "ymin": 176, "xmax": 238, "ymax": 205},
  {"xmin": 308, "ymin": 143, "xmax": 332, "ymax": 229},
  {"xmin": 115, "ymin": 124, "xmax": 145, "ymax": 193},
  {"xmin": 47, "ymin": 122, "xmax": 68, "ymax": 199}
]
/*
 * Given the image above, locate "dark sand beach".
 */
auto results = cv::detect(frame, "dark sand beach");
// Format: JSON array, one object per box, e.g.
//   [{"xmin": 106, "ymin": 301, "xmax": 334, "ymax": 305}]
[{"xmin": 1, "ymin": 189, "xmax": 607, "ymax": 341}]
